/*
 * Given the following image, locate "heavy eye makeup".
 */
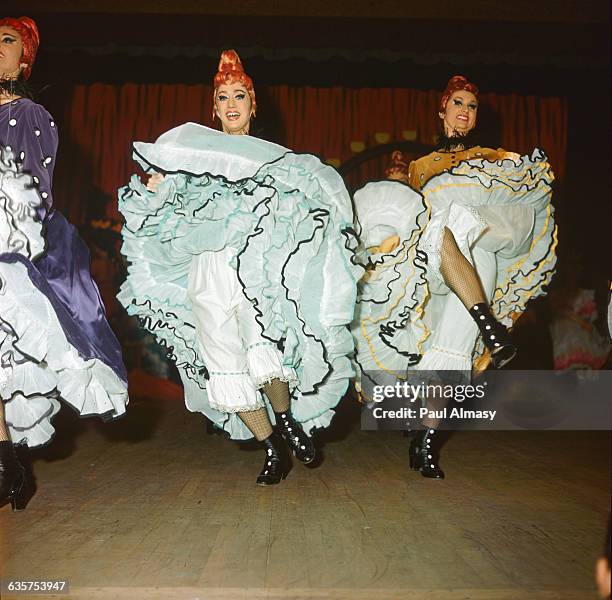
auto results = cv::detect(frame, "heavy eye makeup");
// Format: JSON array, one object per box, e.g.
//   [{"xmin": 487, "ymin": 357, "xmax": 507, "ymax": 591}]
[
  {"xmin": 452, "ymin": 98, "xmax": 477, "ymax": 111},
  {"xmin": 217, "ymin": 91, "xmax": 247, "ymax": 103}
]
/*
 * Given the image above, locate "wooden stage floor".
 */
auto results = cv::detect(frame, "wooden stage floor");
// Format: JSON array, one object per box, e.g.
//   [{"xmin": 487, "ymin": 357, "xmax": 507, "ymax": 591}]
[{"xmin": 1, "ymin": 396, "xmax": 609, "ymax": 600}]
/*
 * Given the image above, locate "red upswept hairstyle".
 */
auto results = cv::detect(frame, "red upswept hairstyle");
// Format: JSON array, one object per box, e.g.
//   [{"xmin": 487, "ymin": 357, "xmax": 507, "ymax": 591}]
[
  {"xmin": 384, "ymin": 150, "xmax": 410, "ymax": 183},
  {"xmin": 439, "ymin": 75, "xmax": 479, "ymax": 113},
  {"xmin": 0, "ymin": 16, "xmax": 40, "ymax": 80},
  {"xmin": 212, "ymin": 49, "xmax": 257, "ymax": 119}
]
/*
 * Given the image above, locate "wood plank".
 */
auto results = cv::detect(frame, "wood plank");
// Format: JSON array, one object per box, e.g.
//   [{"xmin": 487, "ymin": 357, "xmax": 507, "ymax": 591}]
[{"xmin": 0, "ymin": 398, "xmax": 607, "ymax": 600}]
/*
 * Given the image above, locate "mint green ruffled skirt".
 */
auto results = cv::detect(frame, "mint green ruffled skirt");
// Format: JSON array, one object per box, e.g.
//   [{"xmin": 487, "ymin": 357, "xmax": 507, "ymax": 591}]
[{"xmin": 118, "ymin": 124, "xmax": 361, "ymax": 440}]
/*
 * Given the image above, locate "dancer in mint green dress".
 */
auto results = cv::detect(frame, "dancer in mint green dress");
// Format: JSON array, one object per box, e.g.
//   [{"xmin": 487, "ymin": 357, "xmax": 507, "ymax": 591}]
[{"xmin": 118, "ymin": 50, "xmax": 361, "ymax": 485}]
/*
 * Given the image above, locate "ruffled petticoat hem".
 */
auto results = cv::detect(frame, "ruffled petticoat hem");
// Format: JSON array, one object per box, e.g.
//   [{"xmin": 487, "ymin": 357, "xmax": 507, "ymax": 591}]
[
  {"xmin": 206, "ymin": 373, "xmax": 266, "ymax": 413},
  {"xmin": 3, "ymin": 357, "xmax": 128, "ymax": 449},
  {"xmin": 1, "ymin": 260, "xmax": 128, "ymax": 447},
  {"xmin": 207, "ymin": 342, "xmax": 298, "ymax": 413},
  {"xmin": 5, "ymin": 394, "xmax": 62, "ymax": 448},
  {"xmin": 246, "ymin": 341, "xmax": 298, "ymax": 389},
  {"xmin": 416, "ymin": 344, "xmax": 473, "ymax": 372}
]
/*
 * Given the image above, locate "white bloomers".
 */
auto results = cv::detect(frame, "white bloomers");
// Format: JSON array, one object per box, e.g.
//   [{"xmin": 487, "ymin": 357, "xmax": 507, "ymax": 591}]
[{"xmin": 187, "ymin": 247, "xmax": 296, "ymax": 413}]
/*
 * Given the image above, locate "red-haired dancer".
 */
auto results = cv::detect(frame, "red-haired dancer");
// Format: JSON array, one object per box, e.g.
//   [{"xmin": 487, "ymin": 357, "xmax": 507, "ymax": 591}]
[
  {"xmin": 0, "ymin": 16, "xmax": 128, "ymax": 509},
  {"xmin": 119, "ymin": 51, "xmax": 360, "ymax": 485},
  {"xmin": 353, "ymin": 76, "xmax": 556, "ymax": 477}
]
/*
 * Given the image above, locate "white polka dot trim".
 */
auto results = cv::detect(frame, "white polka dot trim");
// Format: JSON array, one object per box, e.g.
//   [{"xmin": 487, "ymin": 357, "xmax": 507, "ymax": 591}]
[{"xmin": 8, "ymin": 118, "xmax": 17, "ymax": 127}]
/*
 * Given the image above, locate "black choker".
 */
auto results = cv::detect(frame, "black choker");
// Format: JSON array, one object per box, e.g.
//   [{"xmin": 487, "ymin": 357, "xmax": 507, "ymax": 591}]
[
  {"xmin": 435, "ymin": 130, "xmax": 481, "ymax": 152},
  {"xmin": 0, "ymin": 77, "xmax": 34, "ymax": 100}
]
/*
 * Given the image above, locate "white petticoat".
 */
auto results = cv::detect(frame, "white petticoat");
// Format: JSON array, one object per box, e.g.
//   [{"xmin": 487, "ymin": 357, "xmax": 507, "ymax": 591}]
[
  {"xmin": 187, "ymin": 247, "xmax": 297, "ymax": 413},
  {"xmin": 0, "ymin": 260, "xmax": 127, "ymax": 447}
]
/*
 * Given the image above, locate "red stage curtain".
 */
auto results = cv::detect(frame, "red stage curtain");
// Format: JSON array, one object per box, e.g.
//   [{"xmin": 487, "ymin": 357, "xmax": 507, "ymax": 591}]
[{"xmin": 57, "ymin": 83, "xmax": 567, "ymax": 223}]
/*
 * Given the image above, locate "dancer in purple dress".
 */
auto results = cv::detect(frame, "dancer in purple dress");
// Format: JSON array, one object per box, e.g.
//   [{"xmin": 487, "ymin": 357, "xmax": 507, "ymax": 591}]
[{"xmin": 0, "ymin": 16, "xmax": 128, "ymax": 510}]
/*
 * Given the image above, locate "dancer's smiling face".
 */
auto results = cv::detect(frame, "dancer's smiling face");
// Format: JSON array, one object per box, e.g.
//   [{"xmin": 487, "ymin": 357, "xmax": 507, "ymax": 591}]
[
  {"xmin": 214, "ymin": 82, "xmax": 253, "ymax": 135},
  {"xmin": 0, "ymin": 26, "xmax": 24, "ymax": 79},
  {"xmin": 439, "ymin": 90, "xmax": 478, "ymax": 137}
]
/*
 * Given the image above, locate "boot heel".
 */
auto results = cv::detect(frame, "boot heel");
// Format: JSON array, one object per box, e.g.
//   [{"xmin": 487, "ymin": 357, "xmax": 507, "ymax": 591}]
[
  {"xmin": 256, "ymin": 432, "xmax": 291, "ymax": 486},
  {"xmin": 409, "ymin": 429, "xmax": 445, "ymax": 479},
  {"xmin": 9, "ymin": 471, "xmax": 26, "ymax": 512},
  {"xmin": 408, "ymin": 443, "xmax": 420, "ymax": 470}
]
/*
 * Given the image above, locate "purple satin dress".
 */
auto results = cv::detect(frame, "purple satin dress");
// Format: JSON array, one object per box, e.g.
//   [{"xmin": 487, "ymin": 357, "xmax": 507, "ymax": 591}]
[{"xmin": 0, "ymin": 98, "xmax": 127, "ymax": 383}]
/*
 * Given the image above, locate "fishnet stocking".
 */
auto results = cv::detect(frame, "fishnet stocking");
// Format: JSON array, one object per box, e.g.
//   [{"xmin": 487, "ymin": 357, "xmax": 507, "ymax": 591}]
[
  {"xmin": 0, "ymin": 403, "xmax": 10, "ymax": 442},
  {"xmin": 239, "ymin": 408, "xmax": 273, "ymax": 441},
  {"xmin": 439, "ymin": 227, "xmax": 486, "ymax": 309},
  {"xmin": 262, "ymin": 379, "xmax": 290, "ymax": 413}
]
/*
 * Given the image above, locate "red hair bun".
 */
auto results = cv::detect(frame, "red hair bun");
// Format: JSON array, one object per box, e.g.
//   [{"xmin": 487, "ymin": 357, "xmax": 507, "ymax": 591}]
[
  {"xmin": 212, "ymin": 49, "xmax": 257, "ymax": 118},
  {"xmin": 439, "ymin": 75, "xmax": 479, "ymax": 113}
]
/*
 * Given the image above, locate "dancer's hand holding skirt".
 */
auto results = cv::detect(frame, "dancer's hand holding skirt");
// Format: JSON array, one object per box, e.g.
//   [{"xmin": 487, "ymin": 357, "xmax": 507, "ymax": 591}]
[{"xmin": 118, "ymin": 124, "xmax": 362, "ymax": 439}]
